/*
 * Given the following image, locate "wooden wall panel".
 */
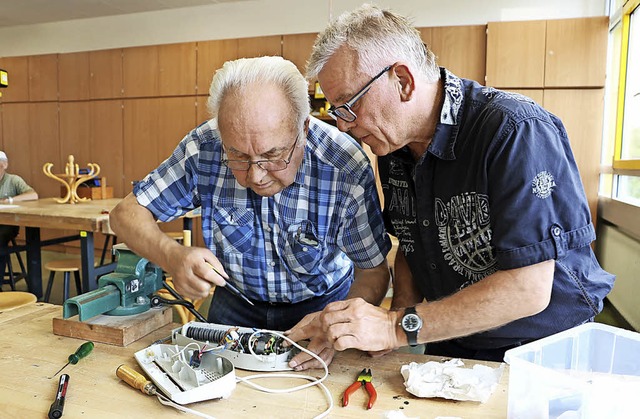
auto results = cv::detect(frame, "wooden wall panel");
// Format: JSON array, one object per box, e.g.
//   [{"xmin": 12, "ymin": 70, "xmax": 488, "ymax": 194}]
[
  {"xmin": 28, "ymin": 102, "xmax": 60, "ymax": 198},
  {"xmin": 0, "ymin": 106, "xmax": 3, "ymax": 150},
  {"xmin": 28, "ymin": 54, "xmax": 58, "ymax": 102},
  {"xmin": 123, "ymin": 97, "xmax": 196, "ymax": 187},
  {"xmin": 0, "ymin": 56, "xmax": 29, "ymax": 102},
  {"xmin": 59, "ymin": 102, "xmax": 91, "ymax": 166},
  {"xmin": 197, "ymin": 39, "xmax": 239, "ymax": 95},
  {"xmin": 429, "ymin": 25, "xmax": 486, "ymax": 82},
  {"xmin": 122, "ymin": 46, "xmax": 159, "ymax": 98},
  {"xmin": 159, "ymin": 43, "xmax": 197, "ymax": 97},
  {"xmin": 90, "ymin": 100, "xmax": 125, "ymax": 198},
  {"xmin": 282, "ymin": 33, "xmax": 318, "ymax": 75},
  {"xmin": 196, "ymin": 96, "xmax": 210, "ymax": 126},
  {"xmin": 58, "ymin": 52, "xmax": 90, "ymax": 101},
  {"xmin": 545, "ymin": 17, "xmax": 608, "ymax": 88},
  {"xmin": 507, "ymin": 89, "xmax": 544, "ymax": 106},
  {"xmin": 544, "ymin": 89, "xmax": 605, "ymax": 226},
  {"xmin": 486, "ymin": 20, "xmax": 546, "ymax": 88},
  {"xmin": 237, "ymin": 35, "xmax": 282, "ymax": 59},
  {"xmin": 1, "ymin": 103, "xmax": 31, "ymax": 181},
  {"xmin": 89, "ymin": 49, "xmax": 123, "ymax": 99}
]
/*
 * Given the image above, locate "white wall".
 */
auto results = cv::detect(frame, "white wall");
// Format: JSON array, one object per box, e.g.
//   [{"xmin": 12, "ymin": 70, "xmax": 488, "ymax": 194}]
[{"xmin": 0, "ymin": 0, "xmax": 606, "ymax": 57}]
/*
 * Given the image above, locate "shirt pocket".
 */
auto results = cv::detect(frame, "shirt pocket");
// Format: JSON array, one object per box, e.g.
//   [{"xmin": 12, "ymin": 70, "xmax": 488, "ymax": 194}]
[
  {"xmin": 211, "ymin": 206, "xmax": 255, "ymax": 254},
  {"xmin": 282, "ymin": 220, "xmax": 324, "ymax": 275}
]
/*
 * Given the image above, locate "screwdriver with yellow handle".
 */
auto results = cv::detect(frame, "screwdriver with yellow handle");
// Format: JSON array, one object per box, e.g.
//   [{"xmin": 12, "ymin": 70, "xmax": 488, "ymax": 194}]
[
  {"xmin": 51, "ymin": 341, "xmax": 94, "ymax": 378},
  {"xmin": 116, "ymin": 364, "xmax": 157, "ymax": 396}
]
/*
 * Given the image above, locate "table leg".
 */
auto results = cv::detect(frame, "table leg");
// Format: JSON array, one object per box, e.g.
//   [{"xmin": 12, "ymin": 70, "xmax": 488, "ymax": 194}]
[
  {"xmin": 25, "ymin": 227, "xmax": 43, "ymax": 299},
  {"xmin": 80, "ymin": 231, "xmax": 97, "ymax": 292}
]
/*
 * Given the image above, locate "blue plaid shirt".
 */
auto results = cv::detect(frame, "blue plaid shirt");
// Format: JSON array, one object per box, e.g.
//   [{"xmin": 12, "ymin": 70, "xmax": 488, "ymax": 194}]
[{"xmin": 135, "ymin": 116, "xmax": 390, "ymax": 303}]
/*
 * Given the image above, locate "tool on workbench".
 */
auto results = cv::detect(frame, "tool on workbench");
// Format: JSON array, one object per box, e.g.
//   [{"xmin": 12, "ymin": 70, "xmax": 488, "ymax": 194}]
[
  {"xmin": 116, "ymin": 364, "xmax": 157, "ymax": 396},
  {"xmin": 343, "ymin": 368, "xmax": 377, "ymax": 410},
  {"xmin": 62, "ymin": 245, "xmax": 165, "ymax": 321},
  {"xmin": 48, "ymin": 373, "xmax": 69, "ymax": 419},
  {"xmin": 51, "ymin": 341, "xmax": 94, "ymax": 378},
  {"xmin": 205, "ymin": 262, "xmax": 254, "ymax": 306}
]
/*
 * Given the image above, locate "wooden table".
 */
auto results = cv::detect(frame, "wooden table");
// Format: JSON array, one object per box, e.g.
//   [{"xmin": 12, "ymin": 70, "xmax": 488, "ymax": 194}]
[
  {"xmin": 0, "ymin": 303, "xmax": 509, "ymax": 418},
  {"xmin": 0, "ymin": 198, "xmax": 122, "ymax": 298}
]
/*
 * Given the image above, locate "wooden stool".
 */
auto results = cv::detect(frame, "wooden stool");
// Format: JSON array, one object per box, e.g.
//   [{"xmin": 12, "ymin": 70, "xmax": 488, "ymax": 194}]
[
  {"xmin": 44, "ymin": 259, "xmax": 82, "ymax": 303},
  {"xmin": 1, "ymin": 238, "xmax": 28, "ymax": 291}
]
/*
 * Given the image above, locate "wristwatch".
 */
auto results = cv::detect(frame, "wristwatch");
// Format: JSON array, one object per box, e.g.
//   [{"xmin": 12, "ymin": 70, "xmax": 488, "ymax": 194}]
[{"xmin": 400, "ymin": 306, "xmax": 422, "ymax": 347}]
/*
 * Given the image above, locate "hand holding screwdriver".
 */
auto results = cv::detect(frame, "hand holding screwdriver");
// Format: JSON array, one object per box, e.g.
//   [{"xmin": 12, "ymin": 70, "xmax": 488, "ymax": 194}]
[{"xmin": 51, "ymin": 341, "xmax": 94, "ymax": 378}]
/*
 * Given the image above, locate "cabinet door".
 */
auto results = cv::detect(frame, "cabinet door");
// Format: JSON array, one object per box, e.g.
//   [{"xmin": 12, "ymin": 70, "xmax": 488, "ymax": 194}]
[
  {"xmin": 507, "ymin": 89, "xmax": 544, "ymax": 106},
  {"xmin": 545, "ymin": 17, "xmax": 608, "ymax": 88},
  {"xmin": 29, "ymin": 102, "xmax": 60, "ymax": 197},
  {"xmin": 282, "ymin": 33, "xmax": 318, "ymax": 75},
  {"xmin": 123, "ymin": 46, "xmax": 159, "ymax": 98},
  {"xmin": 28, "ymin": 54, "xmax": 58, "ymax": 102},
  {"xmin": 159, "ymin": 42, "xmax": 197, "ymax": 97},
  {"xmin": 0, "ymin": 56, "xmax": 29, "ymax": 103},
  {"xmin": 197, "ymin": 39, "xmax": 239, "ymax": 95},
  {"xmin": 1, "ymin": 103, "xmax": 31, "ymax": 177},
  {"xmin": 59, "ymin": 102, "xmax": 91, "ymax": 165},
  {"xmin": 91, "ymin": 100, "xmax": 125, "ymax": 197},
  {"xmin": 429, "ymin": 25, "xmax": 486, "ymax": 83},
  {"xmin": 237, "ymin": 35, "xmax": 282, "ymax": 58},
  {"xmin": 197, "ymin": 95, "xmax": 210, "ymax": 126},
  {"xmin": 544, "ymin": 89, "xmax": 605, "ymax": 224},
  {"xmin": 58, "ymin": 52, "xmax": 90, "ymax": 101},
  {"xmin": 486, "ymin": 20, "xmax": 546, "ymax": 88},
  {"xmin": 89, "ymin": 49, "xmax": 123, "ymax": 99}
]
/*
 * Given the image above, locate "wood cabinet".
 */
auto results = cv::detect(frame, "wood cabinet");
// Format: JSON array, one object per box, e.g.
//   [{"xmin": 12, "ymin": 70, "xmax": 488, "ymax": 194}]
[
  {"xmin": 197, "ymin": 39, "xmax": 240, "ymax": 95},
  {"xmin": 58, "ymin": 52, "xmax": 90, "ymax": 101},
  {"xmin": 282, "ymin": 33, "xmax": 318, "ymax": 75},
  {"xmin": 0, "ymin": 56, "xmax": 30, "ymax": 102},
  {"xmin": 89, "ymin": 48, "xmax": 123, "ymax": 99},
  {"xmin": 28, "ymin": 54, "xmax": 58, "ymax": 102},
  {"xmin": 90, "ymin": 100, "xmax": 125, "ymax": 197},
  {"xmin": 28, "ymin": 102, "xmax": 60, "ymax": 197},
  {"xmin": 238, "ymin": 35, "xmax": 282, "ymax": 59},
  {"xmin": 1, "ymin": 103, "xmax": 31, "ymax": 178},
  {"xmin": 420, "ymin": 25, "xmax": 487, "ymax": 83},
  {"xmin": 123, "ymin": 42, "xmax": 196, "ymax": 98},
  {"xmin": 486, "ymin": 20, "xmax": 547, "ymax": 88},
  {"xmin": 486, "ymin": 17, "xmax": 608, "ymax": 88}
]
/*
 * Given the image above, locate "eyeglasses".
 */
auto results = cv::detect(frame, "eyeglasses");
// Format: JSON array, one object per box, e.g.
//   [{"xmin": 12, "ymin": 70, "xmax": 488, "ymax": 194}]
[
  {"xmin": 329, "ymin": 65, "xmax": 393, "ymax": 123},
  {"xmin": 222, "ymin": 131, "xmax": 301, "ymax": 172}
]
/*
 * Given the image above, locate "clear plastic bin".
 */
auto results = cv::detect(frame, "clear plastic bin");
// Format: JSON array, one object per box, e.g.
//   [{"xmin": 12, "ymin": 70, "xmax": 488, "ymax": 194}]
[{"xmin": 504, "ymin": 322, "xmax": 640, "ymax": 418}]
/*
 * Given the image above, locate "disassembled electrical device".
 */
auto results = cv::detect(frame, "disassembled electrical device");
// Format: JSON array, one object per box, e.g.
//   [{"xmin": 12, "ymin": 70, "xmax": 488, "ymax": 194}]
[
  {"xmin": 134, "ymin": 343, "xmax": 236, "ymax": 405},
  {"xmin": 172, "ymin": 322, "xmax": 298, "ymax": 371}
]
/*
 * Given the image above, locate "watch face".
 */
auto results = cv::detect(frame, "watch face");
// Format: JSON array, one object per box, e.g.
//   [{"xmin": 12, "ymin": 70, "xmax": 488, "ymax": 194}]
[{"xmin": 402, "ymin": 313, "xmax": 422, "ymax": 332}]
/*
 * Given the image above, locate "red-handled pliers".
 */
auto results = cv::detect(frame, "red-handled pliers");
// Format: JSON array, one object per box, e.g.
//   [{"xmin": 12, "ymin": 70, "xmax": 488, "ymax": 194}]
[{"xmin": 342, "ymin": 368, "xmax": 377, "ymax": 409}]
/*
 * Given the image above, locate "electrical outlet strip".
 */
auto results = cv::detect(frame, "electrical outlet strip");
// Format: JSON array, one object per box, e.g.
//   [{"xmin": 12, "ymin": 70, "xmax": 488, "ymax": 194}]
[
  {"xmin": 171, "ymin": 322, "xmax": 299, "ymax": 372},
  {"xmin": 134, "ymin": 343, "xmax": 236, "ymax": 405}
]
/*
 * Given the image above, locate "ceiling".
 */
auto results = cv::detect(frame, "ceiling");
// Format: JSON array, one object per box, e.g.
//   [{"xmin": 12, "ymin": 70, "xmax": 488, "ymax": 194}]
[{"xmin": 0, "ymin": 0, "xmax": 250, "ymax": 28}]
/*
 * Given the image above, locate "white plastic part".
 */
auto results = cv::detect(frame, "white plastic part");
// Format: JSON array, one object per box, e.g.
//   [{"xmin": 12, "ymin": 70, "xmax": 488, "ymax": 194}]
[{"xmin": 134, "ymin": 343, "xmax": 236, "ymax": 405}]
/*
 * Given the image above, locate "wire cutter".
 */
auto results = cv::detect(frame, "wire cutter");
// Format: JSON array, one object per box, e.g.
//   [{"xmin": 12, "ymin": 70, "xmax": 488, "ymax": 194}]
[{"xmin": 343, "ymin": 368, "xmax": 377, "ymax": 410}]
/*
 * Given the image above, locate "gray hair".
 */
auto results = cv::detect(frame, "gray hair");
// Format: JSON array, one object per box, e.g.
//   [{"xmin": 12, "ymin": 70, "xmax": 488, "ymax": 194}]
[
  {"xmin": 208, "ymin": 56, "xmax": 310, "ymax": 131},
  {"xmin": 306, "ymin": 3, "xmax": 439, "ymax": 82}
]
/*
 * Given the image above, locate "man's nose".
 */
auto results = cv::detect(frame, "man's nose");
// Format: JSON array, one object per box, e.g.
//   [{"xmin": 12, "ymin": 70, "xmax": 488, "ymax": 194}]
[
  {"xmin": 246, "ymin": 163, "xmax": 267, "ymax": 182},
  {"xmin": 336, "ymin": 118, "xmax": 356, "ymax": 132}
]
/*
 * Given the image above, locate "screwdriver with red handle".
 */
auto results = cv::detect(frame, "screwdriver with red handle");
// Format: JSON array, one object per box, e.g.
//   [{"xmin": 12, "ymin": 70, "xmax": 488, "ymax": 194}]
[{"xmin": 51, "ymin": 341, "xmax": 94, "ymax": 378}]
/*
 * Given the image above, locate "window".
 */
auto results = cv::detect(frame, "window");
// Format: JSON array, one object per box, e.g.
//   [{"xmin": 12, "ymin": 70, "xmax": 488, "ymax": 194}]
[{"xmin": 611, "ymin": 0, "xmax": 640, "ymax": 204}]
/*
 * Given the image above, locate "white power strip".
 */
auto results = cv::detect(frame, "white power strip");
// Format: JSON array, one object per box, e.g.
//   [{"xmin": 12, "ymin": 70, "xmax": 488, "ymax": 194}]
[
  {"xmin": 134, "ymin": 343, "xmax": 236, "ymax": 405},
  {"xmin": 171, "ymin": 322, "xmax": 298, "ymax": 371}
]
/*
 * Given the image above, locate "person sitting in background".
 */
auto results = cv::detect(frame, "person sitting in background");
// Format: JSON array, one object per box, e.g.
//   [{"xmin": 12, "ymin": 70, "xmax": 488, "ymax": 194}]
[
  {"xmin": 0, "ymin": 151, "xmax": 38, "ymax": 280},
  {"xmin": 286, "ymin": 3, "xmax": 615, "ymax": 364},
  {"xmin": 109, "ymin": 56, "xmax": 391, "ymax": 369}
]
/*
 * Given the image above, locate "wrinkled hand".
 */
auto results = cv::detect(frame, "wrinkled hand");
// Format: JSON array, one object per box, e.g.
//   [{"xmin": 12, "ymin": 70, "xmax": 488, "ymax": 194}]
[
  {"xmin": 320, "ymin": 298, "xmax": 399, "ymax": 352},
  {"xmin": 285, "ymin": 312, "xmax": 336, "ymax": 371},
  {"xmin": 165, "ymin": 245, "xmax": 228, "ymax": 300}
]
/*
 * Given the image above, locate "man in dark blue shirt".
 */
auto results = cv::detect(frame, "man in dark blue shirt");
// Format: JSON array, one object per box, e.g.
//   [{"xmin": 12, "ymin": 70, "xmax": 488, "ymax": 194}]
[{"xmin": 287, "ymin": 4, "xmax": 615, "ymax": 365}]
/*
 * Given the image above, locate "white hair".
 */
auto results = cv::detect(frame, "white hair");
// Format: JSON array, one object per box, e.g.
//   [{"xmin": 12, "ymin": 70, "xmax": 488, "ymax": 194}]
[
  {"xmin": 306, "ymin": 4, "xmax": 440, "ymax": 82},
  {"xmin": 208, "ymin": 56, "xmax": 311, "ymax": 131}
]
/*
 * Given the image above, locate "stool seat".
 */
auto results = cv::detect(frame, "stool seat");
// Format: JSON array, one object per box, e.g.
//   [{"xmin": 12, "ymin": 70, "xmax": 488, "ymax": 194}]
[{"xmin": 44, "ymin": 259, "xmax": 82, "ymax": 303}]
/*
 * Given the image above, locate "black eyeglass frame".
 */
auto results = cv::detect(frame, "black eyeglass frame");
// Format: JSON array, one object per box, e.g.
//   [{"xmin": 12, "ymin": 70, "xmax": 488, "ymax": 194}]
[
  {"xmin": 328, "ymin": 65, "xmax": 393, "ymax": 123},
  {"xmin": 222, "ymin": 131, "xmax": 302, "ymax": 172}
]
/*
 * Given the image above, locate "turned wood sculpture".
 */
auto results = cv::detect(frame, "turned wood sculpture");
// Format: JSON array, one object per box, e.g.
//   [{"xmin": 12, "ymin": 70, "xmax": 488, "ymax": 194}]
[{"xmin": 43, "ymin": 155, "xmax": 101, "ymax": 204}]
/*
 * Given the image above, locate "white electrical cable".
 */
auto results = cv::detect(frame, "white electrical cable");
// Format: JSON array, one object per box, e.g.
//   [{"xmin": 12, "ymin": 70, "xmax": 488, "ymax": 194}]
[
  {"xmin": 235, "ymin": 329, "xmax": 334, "ymax": 418},
  {"xmin": 157, "ymin": 393, "xmax": 216, "ymax": 419}
]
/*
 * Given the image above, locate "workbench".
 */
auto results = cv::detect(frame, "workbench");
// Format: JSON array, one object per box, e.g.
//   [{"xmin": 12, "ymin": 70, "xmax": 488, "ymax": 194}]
[
  {"xmin": 0, "ymin": 198, "xmax": 122, "ymax": 298},
  {"xmin": 0, "ymin": 303, "xmax": 509, "ymax": 418}
]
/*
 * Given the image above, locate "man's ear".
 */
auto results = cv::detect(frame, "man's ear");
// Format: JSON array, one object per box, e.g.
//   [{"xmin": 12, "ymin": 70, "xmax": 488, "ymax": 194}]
[{"xmin": 393, "ymin": 64, "xmax": 415, "ymax": 102}]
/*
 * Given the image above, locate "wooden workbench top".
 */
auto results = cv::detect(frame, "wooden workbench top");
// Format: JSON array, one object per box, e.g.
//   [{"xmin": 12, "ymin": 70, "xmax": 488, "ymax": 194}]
[{"xmin": 0, "ymin": 303, "xmax": 509, "ymax": 418}]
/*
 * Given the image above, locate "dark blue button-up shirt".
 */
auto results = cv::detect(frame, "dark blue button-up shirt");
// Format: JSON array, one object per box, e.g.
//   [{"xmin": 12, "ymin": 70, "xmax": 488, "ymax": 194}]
[{"xmin": 379, "ymin": 68, "xmax": 615, "ymax": 349}]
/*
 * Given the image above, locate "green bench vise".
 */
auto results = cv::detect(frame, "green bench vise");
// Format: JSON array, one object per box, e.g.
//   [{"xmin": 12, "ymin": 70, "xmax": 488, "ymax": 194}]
[{"xmin": 63, "ymin": 246, "xmax": 164, "ymax": 322}]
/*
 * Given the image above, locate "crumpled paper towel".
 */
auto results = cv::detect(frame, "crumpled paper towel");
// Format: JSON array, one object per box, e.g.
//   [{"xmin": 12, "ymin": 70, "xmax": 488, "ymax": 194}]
[{"xmin": 400, "ymin": 358, "xmax": 504, "ymax": 403}]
